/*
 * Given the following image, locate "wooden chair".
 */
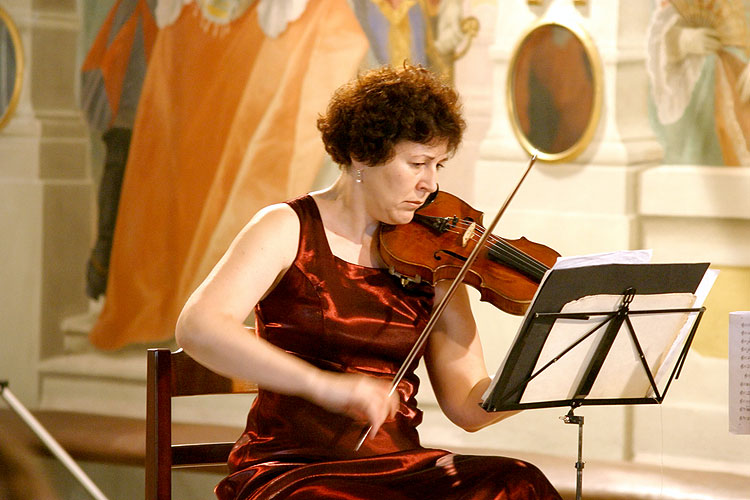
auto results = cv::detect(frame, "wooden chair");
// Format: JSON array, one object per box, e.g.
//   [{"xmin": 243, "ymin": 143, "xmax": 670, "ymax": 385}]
[{"xmin": 145, "ymin": 348, "xmax": 257, "ymax": 500}]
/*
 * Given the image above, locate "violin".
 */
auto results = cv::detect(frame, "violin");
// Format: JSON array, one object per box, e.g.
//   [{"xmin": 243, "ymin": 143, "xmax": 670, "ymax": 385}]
[{"xmin": 378, "ymin": 190, "xmax": 560, "ymax": 316}]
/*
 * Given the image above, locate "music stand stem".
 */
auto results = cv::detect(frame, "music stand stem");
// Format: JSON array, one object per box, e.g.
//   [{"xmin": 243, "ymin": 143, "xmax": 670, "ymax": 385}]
[
  {"xmin": 0, "ymin": 381, "xmax": 110, "ymax": 500},
  {"xmin": 562, "ymin": 406, "xmax": 584, "ymax": 500}
]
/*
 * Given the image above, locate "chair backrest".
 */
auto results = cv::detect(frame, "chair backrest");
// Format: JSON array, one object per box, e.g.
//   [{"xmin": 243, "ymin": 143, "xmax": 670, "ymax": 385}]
[{"xmin": 145, "ymin": 348, "xmax": 257, "ymax": 500}]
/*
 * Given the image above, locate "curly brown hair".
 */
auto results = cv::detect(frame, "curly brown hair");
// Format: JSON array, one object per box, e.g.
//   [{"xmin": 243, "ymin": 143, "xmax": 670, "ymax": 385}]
[{"xmin": 317, "ymin": 64, "xmax": 465, "ymax": 167}]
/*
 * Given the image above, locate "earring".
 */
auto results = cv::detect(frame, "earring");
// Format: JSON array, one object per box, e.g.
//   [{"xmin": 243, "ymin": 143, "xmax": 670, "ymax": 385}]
[{"xmin": 355, "ymin": 169, "xmax": 363, "ymax": 183}]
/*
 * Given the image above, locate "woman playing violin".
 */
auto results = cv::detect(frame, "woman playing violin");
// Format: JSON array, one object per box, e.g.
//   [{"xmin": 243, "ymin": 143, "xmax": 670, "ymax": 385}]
[{"xmin": 176, "ymin": 63, "xmax": 562, "ymax": 500}]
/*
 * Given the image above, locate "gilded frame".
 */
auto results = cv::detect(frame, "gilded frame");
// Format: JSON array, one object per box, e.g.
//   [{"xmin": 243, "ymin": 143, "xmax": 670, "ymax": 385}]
[
  {"xmin": 506, "ymin": 17, "xmax": 602, "ymax": 163},
  {"xmin": 0, "ymin": 5, "xmax": 23, "ymax": 132}
]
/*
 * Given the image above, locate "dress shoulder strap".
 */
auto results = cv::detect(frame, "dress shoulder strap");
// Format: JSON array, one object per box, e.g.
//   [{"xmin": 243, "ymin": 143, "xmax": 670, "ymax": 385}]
[{"xmin": 285, "ymin": 194, "xmax": 334, "ymax": 262}]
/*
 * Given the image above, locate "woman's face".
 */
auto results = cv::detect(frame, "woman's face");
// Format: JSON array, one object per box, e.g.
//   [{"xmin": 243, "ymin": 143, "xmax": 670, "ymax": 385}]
[{"xmin": 356, "ymin": 140, "xmax": 449, "ymax": 225}]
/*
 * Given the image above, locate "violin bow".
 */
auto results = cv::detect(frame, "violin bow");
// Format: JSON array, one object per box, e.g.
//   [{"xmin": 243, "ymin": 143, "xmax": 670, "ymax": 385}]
[{"xmin": 355, "ymin": 154, "xmax": 537, "ymax": 450}]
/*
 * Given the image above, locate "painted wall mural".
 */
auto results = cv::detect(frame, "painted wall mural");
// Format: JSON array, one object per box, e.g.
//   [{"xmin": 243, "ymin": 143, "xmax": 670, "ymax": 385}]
[
  {"xmin": 647, "ymin": 0, "xmax": 750, "ymax": 165},
  {"xmin": 82, "ymin": 0, "xmax": 476, "ymax": 349}
]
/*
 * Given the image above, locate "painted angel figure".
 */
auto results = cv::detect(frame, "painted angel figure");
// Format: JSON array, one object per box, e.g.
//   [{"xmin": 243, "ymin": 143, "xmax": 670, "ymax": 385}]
[
  {"xmin": 350, "ymin": 0, "xmax": 473, "ymax": 80},
  {"xmin": 79, "ymin": 0, "xmax": 158, "ymax": 299},
  {"xmin": 647, "ymin": 0, "xmax": 750, "ymax": 165}
]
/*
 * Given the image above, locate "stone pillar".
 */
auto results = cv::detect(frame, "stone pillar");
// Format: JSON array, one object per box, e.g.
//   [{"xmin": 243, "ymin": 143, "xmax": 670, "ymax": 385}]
[{"xmin": 0, "ymin": 0, "xmax": 91, "ymax": 405}]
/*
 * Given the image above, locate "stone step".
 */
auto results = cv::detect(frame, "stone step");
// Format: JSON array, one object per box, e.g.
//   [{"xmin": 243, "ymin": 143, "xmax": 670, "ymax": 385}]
[
  {"xmin": 37, "ymin": 351, "xmax": 148, "ymax": 419},
  {"xmin": 59, "ymin": 299, "xmax": 103, "ymax": 354}
]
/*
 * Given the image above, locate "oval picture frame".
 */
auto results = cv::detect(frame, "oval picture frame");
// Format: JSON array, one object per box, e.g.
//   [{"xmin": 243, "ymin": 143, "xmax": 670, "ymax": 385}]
[
  {"xmin": 0, "ymin": 5, "xmax": 24, "ymax": 132},
  {"xmin": 507, "ymin": 18, "xmax": 602, "ymax": 163}
]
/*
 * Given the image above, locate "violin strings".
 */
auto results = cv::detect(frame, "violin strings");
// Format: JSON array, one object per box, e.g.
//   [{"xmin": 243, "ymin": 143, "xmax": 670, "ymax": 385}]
[
  {"xmin": 421, "ymin": 217, "xmax": 549, "ymax": 277},
  {"xmin": 478, "ymin": 231, "xmax": 548, "ymax": 274},
  {"xmin": 443, "ymin": 219, "xmax": 548, "ymax": 274},
  {"xmin": 486, "ymin": 239, "xmax": 548, "ymax": 277},
  {"xmin": 426, "ymin": 220, "xmax": 546, "ymax": 274}
]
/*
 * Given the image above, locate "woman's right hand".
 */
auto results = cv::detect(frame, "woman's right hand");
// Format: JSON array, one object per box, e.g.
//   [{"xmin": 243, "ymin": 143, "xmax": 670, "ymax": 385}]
[{"xmin": 310, "ymin": 371, "xmax": 399, "ymax": 438}]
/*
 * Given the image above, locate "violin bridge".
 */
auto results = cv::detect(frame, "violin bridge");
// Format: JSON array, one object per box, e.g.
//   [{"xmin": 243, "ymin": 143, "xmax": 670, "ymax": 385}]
[{"xmin": 461, "ymin": 222, "xmax": 476, "ymax": 247}]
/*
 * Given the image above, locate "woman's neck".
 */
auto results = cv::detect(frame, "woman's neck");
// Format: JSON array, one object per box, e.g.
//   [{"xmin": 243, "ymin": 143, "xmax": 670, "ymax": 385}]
[{"xmin": 312, "ymin": 173, "xmax": 378, "ymax": 244}]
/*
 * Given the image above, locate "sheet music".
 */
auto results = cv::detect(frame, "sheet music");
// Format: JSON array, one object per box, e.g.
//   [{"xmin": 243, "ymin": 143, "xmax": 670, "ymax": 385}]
[
  {"xmin": 652, "ymin": 268, "xmax": 718, "ymax": 391},
  {"xmin": 482, "ymin": 251, "xmax": 715, "ymax": 411},
  {"xmin": 519, "ymin": 293, "xmax": 695, "ymax": 404},
  {"xmin": 729, "ymin": 311, "xmax": 750, "ymax": 434},
  {"xmin": 551, "ymin": 249, "xmax": 653, "ymax": 270},
  {"xmin": 482, "ymin": 250, "xmax": 654, "ymax": 403}
]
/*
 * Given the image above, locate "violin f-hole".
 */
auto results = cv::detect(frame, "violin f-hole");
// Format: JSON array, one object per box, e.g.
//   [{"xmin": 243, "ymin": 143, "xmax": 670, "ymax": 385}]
[{"xmin": 434, "ymin": 249, "xmax": 468, "ymax": 262}]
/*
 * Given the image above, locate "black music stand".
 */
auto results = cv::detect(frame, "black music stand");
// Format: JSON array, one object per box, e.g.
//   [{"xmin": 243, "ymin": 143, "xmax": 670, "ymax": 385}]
[{"xmin": 481, "ymin": 262, "xmax": 711, "ymax": 500}]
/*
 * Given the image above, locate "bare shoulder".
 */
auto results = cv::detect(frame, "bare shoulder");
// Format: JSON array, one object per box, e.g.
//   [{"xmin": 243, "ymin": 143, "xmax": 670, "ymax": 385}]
[
  {"xmin": 230, "ymin": 202, "xmax": 300, "ymax": 269},
  {"xmin": 246, "ymin": 202, "xmax": 299, "ymax": 233}
]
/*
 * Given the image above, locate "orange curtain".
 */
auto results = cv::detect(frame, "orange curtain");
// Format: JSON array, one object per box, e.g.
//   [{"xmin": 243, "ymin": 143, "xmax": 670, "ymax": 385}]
[{"xmin": 90, "ymin": 0, "xmax": 368, "ymax": 349}]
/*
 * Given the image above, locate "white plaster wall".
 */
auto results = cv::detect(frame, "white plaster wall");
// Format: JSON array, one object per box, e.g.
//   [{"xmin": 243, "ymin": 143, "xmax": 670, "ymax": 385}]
[
  {"xmin": 0, "ymin": 1, "xmax": 91, "ymax": 407},
  {"xmin": 1, "ymin": 2, "xmax": 45, "ymax": 406},
  {"xmin": 438, "ymin": 1, "xmax": 498, "ymax": 202},
  {"xmin": 638, "ymin": 165, "xmax": 750, "ymax": 474},
  {"xmin": 0, "ymin": 181, "xmax": 43, "ymax": 402}
]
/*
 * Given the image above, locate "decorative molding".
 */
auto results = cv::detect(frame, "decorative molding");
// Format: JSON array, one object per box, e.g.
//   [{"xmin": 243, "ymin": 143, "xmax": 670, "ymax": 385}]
[
  {"xmin": 29, "ymin": 10, "xmax": 80, "ymax": 31},
  {"xmin": 640, "ymin": 166, "xmax": 750, "ymax": 220}
]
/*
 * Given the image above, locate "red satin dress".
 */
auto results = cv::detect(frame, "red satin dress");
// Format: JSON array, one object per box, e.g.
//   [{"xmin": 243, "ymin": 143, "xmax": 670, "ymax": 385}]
[{"xmin": 215, "ymin": 195, "xmax": 561, "ymax": 500}]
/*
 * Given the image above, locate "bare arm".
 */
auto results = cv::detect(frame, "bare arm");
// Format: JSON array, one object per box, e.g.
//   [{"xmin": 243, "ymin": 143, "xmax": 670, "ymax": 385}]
[
  {"xmin": 176, "ymin": 204, "xmax": 397, "ymax": 434},
  {"xmin": 424, "ymin": 282, "xmax": 518, "ymax": 431}
]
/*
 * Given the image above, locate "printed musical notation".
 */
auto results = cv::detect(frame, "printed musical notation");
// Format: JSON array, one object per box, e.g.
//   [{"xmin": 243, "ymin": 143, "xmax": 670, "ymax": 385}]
[{"xmin": 729, "ymin": 311, "xmax": 750, "ymax": 434}]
